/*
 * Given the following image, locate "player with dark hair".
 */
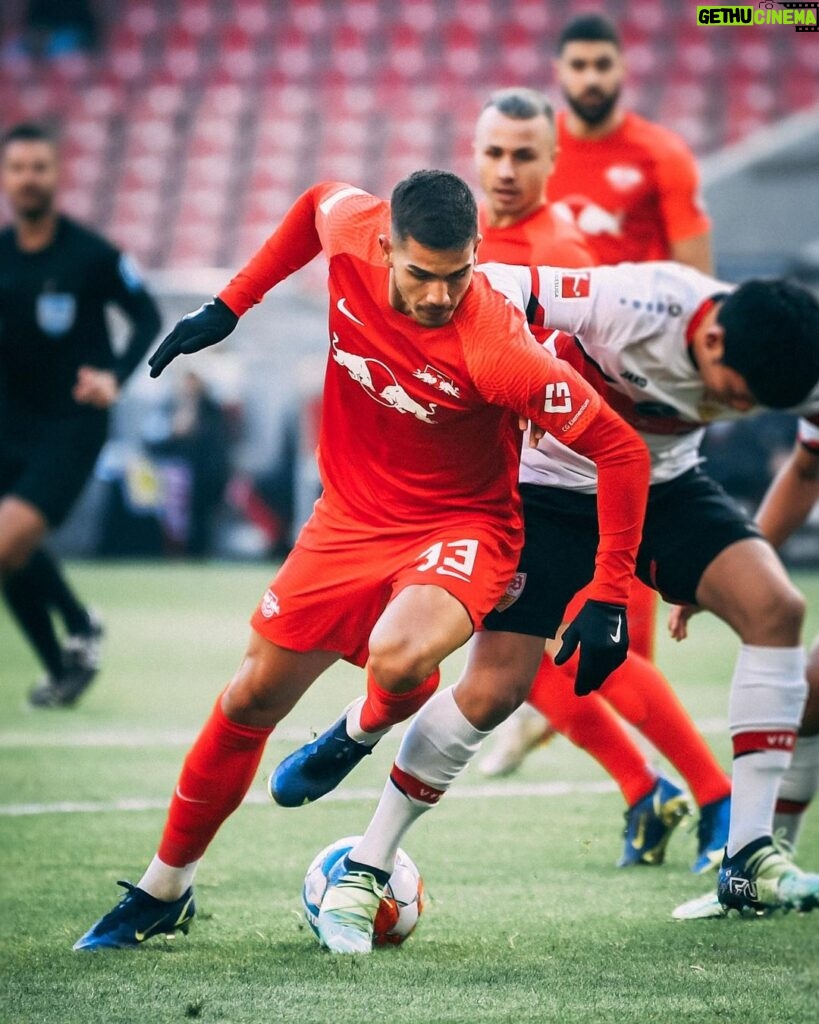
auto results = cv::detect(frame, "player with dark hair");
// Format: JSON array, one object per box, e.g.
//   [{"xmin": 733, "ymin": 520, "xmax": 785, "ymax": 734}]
[
  {"xmin": 473, "ymin": 87, "xmax": 731, "ymax": 871},
  {"xmin": 305, "ymin": 262, "xmax": 819, "ymax": 951},
  {"xmin": 0, "ymin": 122, "xmax": 161, "ymax": 706},
  {"xmin": 548, "ymin": 13, "xmax": 712, "ymax": 272},
  {"xmin": 74, "ymin": 170, "xmax": 649, "ymax": 951}
]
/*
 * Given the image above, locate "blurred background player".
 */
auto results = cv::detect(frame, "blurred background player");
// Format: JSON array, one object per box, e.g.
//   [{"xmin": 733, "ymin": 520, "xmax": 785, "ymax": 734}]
[
  {"xmin": 473, "ymin": 87, "xmax": 731, "ymax": 871},
  {"xmin": 75, "ymin": 171, "xmax": 648, "ymax": 952},
  {"xmin": 548, "ymin": 12, "xmax": 712, "ymax": 271},
  {"xmin": 0, "ymin": 123, "xmax": 161, "ymax": 707},
  {"xmin": 483, "ymin": 11, "xmax": 715, "ymax": 790}
]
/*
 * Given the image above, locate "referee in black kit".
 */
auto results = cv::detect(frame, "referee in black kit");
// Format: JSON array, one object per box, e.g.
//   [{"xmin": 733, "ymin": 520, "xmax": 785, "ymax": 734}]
[{"xmin": 0, "ymin": 123, "xmax": 161, "ymax": 707}]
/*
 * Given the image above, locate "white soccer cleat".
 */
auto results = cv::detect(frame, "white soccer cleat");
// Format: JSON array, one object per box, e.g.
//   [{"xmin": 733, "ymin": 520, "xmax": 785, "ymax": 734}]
[
  {"xmin": 672, "ymin": 891, "xmax": 727, "ymax": 920},
  {"xmin": 316, "ymin": 856, "xmax": 386, "ymax": 955},
  {"xmin": 478, "ymin": 704, "xmax": 556, "ymax": 778}
]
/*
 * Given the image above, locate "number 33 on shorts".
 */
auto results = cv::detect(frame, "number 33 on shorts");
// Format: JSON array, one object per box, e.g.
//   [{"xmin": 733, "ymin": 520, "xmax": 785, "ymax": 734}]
[{"xmin": 415, "ymin": 539, "xmax": 479, "ymax": 582}]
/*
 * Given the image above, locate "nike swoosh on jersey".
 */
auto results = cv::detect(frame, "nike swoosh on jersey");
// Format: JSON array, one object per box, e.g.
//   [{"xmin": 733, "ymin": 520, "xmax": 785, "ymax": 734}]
[
  {"xmin": 337, "ymin": 297, "xmax": 365, "ymax": 326},
  {"xmin": 610, "ymin": 615, "xmax": 622, "ymax": 643}
]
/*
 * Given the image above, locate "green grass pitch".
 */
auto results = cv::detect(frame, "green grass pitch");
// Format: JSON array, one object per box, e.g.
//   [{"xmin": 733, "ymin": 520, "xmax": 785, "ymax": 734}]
[{"xmin": 1, "ymin": 563, "xmax": 818, "ymax": 1024}]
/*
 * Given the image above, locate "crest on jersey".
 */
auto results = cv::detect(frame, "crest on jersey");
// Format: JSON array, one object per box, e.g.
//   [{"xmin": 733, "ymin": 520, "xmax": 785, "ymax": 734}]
[
  {"xmin": 260, "ymin": 588, "xmax": 280, "ymax": 618},
  {"xmin": 559, "ymin": 271, "xmax": 591, "ymax": 299},
  {"xmin": 413, "ymin": 364, "xmax": 461, "ymax": 398},
  {"xmin": 605, "ymin": 164, "xmax": 644, "ymax": 191},
  {"xmin": 495, "ymin": 572, "xmax": 527, "ymax": 612},
  {"xmin": 36, "ymin": 292, "xmax": 76, "ymax": 336}
]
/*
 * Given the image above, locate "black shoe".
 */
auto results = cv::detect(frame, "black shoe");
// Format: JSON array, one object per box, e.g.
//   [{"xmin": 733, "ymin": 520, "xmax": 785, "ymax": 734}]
[{"xmin": 73, "ymin": 881, "xmax": 195, "ymax": 950}]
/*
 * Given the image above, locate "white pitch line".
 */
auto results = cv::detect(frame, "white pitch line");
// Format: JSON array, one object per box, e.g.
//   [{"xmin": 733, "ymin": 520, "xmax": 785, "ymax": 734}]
[
  {"xmin": 0, "ymin": 718, "xmax": 728, "ymax": 749},
  {"xmin": 0, "ymin": 780, "xmax": 619, "ymax": 817}
]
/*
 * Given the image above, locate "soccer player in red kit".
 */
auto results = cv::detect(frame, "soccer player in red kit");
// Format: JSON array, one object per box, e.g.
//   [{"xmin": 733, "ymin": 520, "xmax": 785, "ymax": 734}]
[
  {"xmin": 74, "ymin": 170, "xmax": 649, "ymax": 950},
  {"xmin": 472, "ymin": 87, "xmax": 730, "ymax": 871},
  {"xmin": 547, "ymin": 14, "xmax": 712, "ymax": 273}
]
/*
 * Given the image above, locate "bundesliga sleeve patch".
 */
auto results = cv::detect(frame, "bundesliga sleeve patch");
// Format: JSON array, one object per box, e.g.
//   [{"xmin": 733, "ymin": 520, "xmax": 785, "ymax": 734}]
[{"xmin": 558, "ymin": 271, "xmax": 591, "ymax": 299}]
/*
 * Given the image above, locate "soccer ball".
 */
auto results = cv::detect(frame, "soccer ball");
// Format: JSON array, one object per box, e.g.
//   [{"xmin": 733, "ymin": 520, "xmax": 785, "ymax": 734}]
[{"xmin": 302, "ymin": 835, "xmax": 424, "ymax": 947}]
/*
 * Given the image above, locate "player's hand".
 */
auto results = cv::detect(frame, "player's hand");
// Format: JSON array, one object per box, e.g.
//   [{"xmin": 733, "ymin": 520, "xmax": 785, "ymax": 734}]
[
  {"xmin": 518, "ymin": 417, "xmax": 545, "ymax": 448},
  {"xmin": 554, "ymin": 599, "xmax": 628, "ymax": 696},
  {"xmin": 148, "ymin": 298, "xmax": 239, "ymax": 378},
  {"xmin": 72, "ymin": 367, "xmax": 119, "ymax": 408},
  {"xmin": 668, "ymin": 602, "xmax": 700, "ymax": 642}
]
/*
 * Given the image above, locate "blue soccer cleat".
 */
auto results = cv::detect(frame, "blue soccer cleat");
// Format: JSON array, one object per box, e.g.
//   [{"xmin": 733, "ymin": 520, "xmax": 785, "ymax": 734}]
[
  {"xmin": 270, "ymin": 708, "xmax": 374, "ymax": 807},
  {"xmin": 692, "ymin": 794, "xmax": 731, "ymax": 874},
  {"xmin": 617, "ymin": 776, "xmax": 691, "ymax": 867},
  {"xmin": 73, "ymin": 881, "xmax": 195, "ymax": 951}
]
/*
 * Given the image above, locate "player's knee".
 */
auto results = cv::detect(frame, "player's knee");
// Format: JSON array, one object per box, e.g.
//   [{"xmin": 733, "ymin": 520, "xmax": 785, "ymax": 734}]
[
  {"xmin": 739, "ymin": 582, "xmax": 805, "ymax": 645},
  {"xmin": 368, "ymin": 636, "xmax": 436, "ymax": 692}
]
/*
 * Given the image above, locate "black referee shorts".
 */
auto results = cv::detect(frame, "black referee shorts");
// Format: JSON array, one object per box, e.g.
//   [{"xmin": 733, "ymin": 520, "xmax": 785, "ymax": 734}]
[
  {"xmin": 483, "ymin": 468, "xmax": 761, "ymax": 639},
  {"xmin": 0, "ymin": 411, "xmax": 107, "ymax": 527}
]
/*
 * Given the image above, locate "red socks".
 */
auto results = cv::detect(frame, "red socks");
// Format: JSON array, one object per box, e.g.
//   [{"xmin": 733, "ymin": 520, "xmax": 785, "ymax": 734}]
[
  {"xmin": 159, "ymin": 698, "xmax": 272, "ymax": 867},
  {"xmin": 601, "ymin": 653, "xmax": 731, "ymax": 806},
  {"xmin": 527, "ymin": 655, "xmax": 656, "ymax": 805},
  {"xmin": 359, "ymin": 667, "xmax": 440, "ymax": 734},
  {"xmin": 527, "ymin": 651, "xmax": 731, "ymax": 808}
]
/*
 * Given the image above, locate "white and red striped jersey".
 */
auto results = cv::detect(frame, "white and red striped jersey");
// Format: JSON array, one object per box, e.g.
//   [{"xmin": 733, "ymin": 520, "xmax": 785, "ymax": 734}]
[{"xmin": 478, "ymin": 260, "xmax": 819, "ymax": 491}]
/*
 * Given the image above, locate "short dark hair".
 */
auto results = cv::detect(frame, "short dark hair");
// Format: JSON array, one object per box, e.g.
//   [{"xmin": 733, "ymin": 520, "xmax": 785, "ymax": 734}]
[
  {"xmin": 718, "ymin": 279, "xmax": 819, "ymax": 408},
  {"xmin": 557, "ymin": 13, "xmax": 621, "ymax": 52},
  {"xmin": 1, "ymin": 123, "xmax": 55, "ymax": 149},
  {"xmin": 390, "ymin": 170, "xmax": 478, "ymax": 251},
  {"xmin": 483, "ymin": 87, "xmax": 554, "ymax": 127}
]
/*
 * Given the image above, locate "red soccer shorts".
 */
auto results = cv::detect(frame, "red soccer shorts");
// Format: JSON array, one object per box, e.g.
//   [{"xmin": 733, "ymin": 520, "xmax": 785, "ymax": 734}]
[{"xmin": 250, "ymin": 505, "xmax": 521, "ymax": 667}]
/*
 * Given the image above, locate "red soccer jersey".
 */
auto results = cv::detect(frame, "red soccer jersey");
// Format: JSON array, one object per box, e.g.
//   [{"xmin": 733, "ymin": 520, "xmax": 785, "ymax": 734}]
[
  {"xmin": 220, "ymin": 183, "xmax": 648, "ymax": 601},
  {"xmin": 546, "ymin": 111, "xmax": 710, "ymax": 265},
  {"xmin": 478, "ymin": 202, "xmax": 595, "ymax": 268}
]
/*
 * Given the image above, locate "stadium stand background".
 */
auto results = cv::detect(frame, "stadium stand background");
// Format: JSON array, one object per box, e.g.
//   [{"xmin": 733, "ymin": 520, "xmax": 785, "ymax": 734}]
[{"xmin": 2, "ymin": 0, "xmax": 818, "ymax": 559}]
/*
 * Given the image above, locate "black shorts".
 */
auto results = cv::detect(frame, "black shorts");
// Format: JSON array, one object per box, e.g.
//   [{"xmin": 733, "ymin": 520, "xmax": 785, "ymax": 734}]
[
  {"xmin": 483, "ymin": 468, "xmax": 762, "ymax": 639},
  {"xmin": 0, "ymin": 411, "xmax": 107, "ymax": 527}
]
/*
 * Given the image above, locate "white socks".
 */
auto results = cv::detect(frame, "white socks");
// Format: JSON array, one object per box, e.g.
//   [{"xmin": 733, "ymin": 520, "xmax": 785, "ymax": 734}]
[
  {"xmin": 351, "ymin": 687, "xmax": 490, "ymax": 872},
  {"xmin": 727, "ymin": 645, "xmax": 806, "ymax": 856},
  {"xmin": 345, "ymin": 695, "xmax": 392, "ymax": 746},
  {"xmin": 774, "ymin": 732, "xmax": 819, "ymax": 848},
  {"xmin": 139, "ymin": 854, "xmax": 199, "ymax": 902}
]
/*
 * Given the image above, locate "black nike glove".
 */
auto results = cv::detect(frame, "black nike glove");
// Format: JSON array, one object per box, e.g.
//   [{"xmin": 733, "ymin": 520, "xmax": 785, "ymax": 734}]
[
  {"xmin": 554, "ymin": 599, "xmax": 628, "ymax": 697},
  {"xmin": 148, "ymin": 297, "xmax": 239, "ymax": 378}
]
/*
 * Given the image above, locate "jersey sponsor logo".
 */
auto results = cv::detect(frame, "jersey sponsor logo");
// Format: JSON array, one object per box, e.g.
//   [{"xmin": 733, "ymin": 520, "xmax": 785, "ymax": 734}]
[
  {"xmin": 36, "ymin": 292, "xmax": 76, "ymax": 335},
  {"xmin": 552, "ymin": 197, "xmax": 622, "ymax": 237},
  {"xmin": 560, "ymin": 397, "xmax": 591, "ymax": 433},
  {"xmin": 337, "ymin": 297, "xmax": 365, "ymax": 326},
  {"xmin": 620, "ymin": 370, "xmax": 648, "ymax": 388},
  {"xmin": 558, "ymin": 271, "xmax": 591, "ymax": 300},
  {"xmin": 331, "ymin": 334, "xmax": 437, "ymax": 423},
  {"xmin": 412, "ymin": 364, "xmax": 461, "ymax": 398},
  {"xmin": 494, "ymin": 571, "xmax": 527, "ymax": 612},
  {"xmin": 605, "ymin": 164, "xmax": 644, "ymax": 192},
  {"xmin": 544, "ymin": 381, "xmax": 573, "ymax": 414},
  {"xmin": 260, "ymin": 588, "xmax": 280, "ymax": 618}
]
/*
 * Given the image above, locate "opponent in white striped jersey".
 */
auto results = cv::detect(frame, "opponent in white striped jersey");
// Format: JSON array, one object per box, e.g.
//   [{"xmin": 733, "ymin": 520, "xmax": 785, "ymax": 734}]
[
  {"xmin": 478, "ymin": 261, "xmax": 819, "ymax": 489},
  {"xmin": 477, "ymin": 260, "xmax": 819, "ymax": 918}
]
